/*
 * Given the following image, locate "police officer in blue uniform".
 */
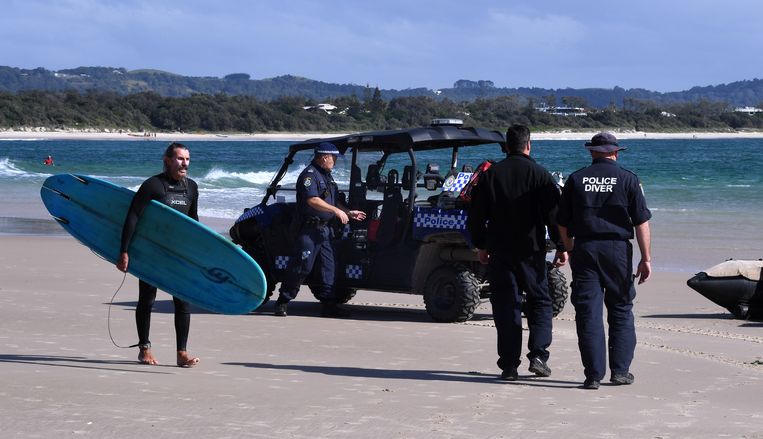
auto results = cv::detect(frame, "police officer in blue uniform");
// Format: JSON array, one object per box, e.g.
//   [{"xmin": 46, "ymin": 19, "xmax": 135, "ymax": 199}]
[
  {"xmin": 557, "ymin": 132, "xmax": 652, "ymax": 390},
  {"xmin": 274, "ymin": 142, "xmax": 366, "ymax": 317}
]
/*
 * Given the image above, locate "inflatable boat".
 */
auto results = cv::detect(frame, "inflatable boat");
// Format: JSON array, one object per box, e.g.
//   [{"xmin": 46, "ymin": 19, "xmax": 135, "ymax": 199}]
[{"xmin": 686, "ymin": 259, "xmax": 763, "ymax": 319}]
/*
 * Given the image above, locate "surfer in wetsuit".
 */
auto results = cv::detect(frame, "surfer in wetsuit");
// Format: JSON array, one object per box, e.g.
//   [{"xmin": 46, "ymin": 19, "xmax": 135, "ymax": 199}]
[
  {"xmin": 116, "ymin": 142, "xmax": 200, "ymax": 368},
  {"xmin": 43, "ymin": 155, "xmax": 54, "ymax": 165}
]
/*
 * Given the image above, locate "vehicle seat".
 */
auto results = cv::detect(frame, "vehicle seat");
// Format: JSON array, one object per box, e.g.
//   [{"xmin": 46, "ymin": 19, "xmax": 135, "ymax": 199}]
[
  {"xmin": 376, "ymin": 169, "xmax": 402, "ymax": 246},
  {"xmin": 366, "ymin": 163, "xmax": 386, "ymax": 192},
  {"xmin": 348, "ymin": 163, "xmax": 366, "ymax": 210}
]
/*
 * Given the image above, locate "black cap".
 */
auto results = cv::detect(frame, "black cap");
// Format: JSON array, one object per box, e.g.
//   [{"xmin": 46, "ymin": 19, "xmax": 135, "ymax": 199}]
[{"xmin": 585, "ymin": 132, "xmax": 627, "ymax": 153}]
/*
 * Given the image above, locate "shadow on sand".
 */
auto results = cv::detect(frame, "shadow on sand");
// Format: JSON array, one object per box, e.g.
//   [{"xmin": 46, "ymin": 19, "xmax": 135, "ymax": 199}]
[
  {"xmin": 0, "ymin": 354, "xmax": 172, "ymax": 374},
  {"xmin": 109, "ymin": 299, "xmax": 494, "ymax": 323},
  {"xmin": 224, "ymin": 361, "xmax": 580, "ymax": 388}
]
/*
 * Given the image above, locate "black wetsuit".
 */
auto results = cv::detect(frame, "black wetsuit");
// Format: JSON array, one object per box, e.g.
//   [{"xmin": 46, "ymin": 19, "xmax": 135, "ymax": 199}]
[{"xmin": 120, "ymin": 173, "xmax": 199, "ymax": 351}]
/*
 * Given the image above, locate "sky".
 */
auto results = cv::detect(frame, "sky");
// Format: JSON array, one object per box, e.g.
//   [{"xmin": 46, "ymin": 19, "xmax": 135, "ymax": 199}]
[{"xmin": 2, "ymin": 0, "xmax": 762, "ymax": 93}]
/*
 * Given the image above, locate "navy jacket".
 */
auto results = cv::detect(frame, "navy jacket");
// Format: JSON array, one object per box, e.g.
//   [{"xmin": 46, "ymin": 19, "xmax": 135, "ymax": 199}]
[
  {"xmin": 557, "ymin": 158, "xmax": 651, "ymax": 241},
  {"xmin": 296, "ymin": 162, "xmax": 338, "ymax": 221}
]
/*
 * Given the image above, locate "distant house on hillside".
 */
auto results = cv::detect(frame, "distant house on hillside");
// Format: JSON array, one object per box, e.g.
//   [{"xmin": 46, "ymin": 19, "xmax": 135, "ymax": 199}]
[
  {"xmin": 536, "ymin": 105, "xmax": 588, "ymax": 117},
  {"xmin": 303, "ymin": 103, "xmax": 338, "ymax": 114},
  {"xmin": 733, "ymin": 106, "xmax": 763, "ymax": 115}
]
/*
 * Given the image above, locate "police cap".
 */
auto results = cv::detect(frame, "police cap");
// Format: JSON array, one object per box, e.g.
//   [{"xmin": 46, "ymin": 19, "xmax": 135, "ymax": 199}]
[
  {"xmin": 585, "ymin": 132, "xmax": 627, "ymax": 153},
  {"xmin": 315, "ymin": 142, "xmax": 340, "ymax": 155}
]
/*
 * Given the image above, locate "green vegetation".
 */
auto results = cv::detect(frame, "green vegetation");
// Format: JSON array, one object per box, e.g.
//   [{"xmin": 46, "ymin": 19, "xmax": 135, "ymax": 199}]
[
  {"xmin": 2, "ymin": 65, "xmax": 763, "ymax": 108},
  {"xmin": 1, "ymin": 90, "xmax": 762, "ymax": 133}
]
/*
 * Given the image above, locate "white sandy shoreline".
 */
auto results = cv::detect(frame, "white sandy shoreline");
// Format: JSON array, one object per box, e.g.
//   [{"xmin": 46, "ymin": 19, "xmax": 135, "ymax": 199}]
[
  {"xmin": 3, "ymin": 128, "xmax": 763, "ymax": 142},
  {"xmin": 1, "ymin": 234, "xmax": 762, "ymax": 437}
]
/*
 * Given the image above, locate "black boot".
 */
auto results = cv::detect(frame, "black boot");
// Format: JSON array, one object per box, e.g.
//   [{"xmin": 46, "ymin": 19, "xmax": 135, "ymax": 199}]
[
  {"xmin": 320, "ymin": 301, "xmax": 351, "ymax": 318},
  {"xmin": 274, "ymin": 301, "xmax": 288, "ymax": 317}
]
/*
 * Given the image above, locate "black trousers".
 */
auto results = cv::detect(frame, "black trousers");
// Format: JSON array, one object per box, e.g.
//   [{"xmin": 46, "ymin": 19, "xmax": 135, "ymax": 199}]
[
  {"xmin": 488, "ymin": 251, "xmax": 553, "ymax": 371},
  {"xmin": 136, "ymin": 280, "xmax": 191, "ymax": 351},
  {"xmin": 277, "ymin": 224, "xmax": 336, "ymax": 303},
  {"xmin": 570, "ymin": 240, "xmax": 636, "ymax": 381}
]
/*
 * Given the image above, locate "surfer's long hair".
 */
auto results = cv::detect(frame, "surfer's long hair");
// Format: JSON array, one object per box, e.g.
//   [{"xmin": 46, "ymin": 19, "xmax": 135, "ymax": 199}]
[{"xmin": 162, "ymin": 142, "xmax": 189, "ymax": 182}]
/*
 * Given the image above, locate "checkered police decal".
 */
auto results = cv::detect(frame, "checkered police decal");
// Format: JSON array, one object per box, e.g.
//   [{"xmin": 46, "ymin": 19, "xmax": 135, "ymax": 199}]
[
  {"xmin": 413, "ymin": 208, "xmax": 468, "ymax": 230},
  {"xmin": 345, "ymin": 264, "xmax": 363, "ymax": 279},
  {"xmin": 441, "ymin": 172, "xmax": 473, "ymax": 193},
  {"xmin": 275, "ymin": 255, "xmax": 290, "ymax": 270},
  {"xmin": 235, "ymin": 204, "xmax": 265, "ymax": 224}
]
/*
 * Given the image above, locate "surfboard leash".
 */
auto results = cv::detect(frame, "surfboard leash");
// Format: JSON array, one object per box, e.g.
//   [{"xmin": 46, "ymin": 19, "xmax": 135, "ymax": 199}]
[
  {"xmin": 106, "ymin": 270, "xmax": 140, "ymax": 349},
  {"xmin": 85, "ymin": 248, "xmax": 139, "ymax": 349}
]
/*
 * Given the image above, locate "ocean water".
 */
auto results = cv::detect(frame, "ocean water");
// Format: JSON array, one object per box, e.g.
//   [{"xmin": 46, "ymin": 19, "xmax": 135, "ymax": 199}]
[{"xmin": 2, "ymin": 137, "xmax": 761, "ymax": 271}]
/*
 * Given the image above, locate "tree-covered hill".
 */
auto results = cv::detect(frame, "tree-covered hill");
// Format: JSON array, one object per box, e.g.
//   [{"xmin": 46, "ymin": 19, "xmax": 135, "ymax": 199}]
[
  {"xmin": 1, "ymin": 65, "xmax": 762, "ymax": 108},
  {"xmin": 2, "ymin": 90, "xmax": 761, "ymax": 134}
]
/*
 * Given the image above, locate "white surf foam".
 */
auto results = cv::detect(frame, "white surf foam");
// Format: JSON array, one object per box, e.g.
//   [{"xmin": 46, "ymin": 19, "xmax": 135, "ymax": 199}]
[
  {"xmin": 199, "ymin": 167, "xmax": 282, "ymax": 186},
  {"xmin": 0, "ymin": 158, "xmax": 51, "ymax": 178}
]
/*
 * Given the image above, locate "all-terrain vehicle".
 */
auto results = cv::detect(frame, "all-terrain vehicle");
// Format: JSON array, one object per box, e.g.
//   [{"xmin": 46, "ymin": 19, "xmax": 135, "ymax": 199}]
[{"xmin": 229, "ymin": 119, "xmax": 568, "ymax": 322}]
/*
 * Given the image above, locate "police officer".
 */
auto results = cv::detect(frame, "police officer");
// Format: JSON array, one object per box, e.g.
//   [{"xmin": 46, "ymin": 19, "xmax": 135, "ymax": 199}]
[
  {"xmin": 557, "ymin": 132, "xmax": 652, "ymax": 390},
  {"xmin": 467, "ymin": 124, "xmax": 567, "ymax": 381},
  {"xmin": 274, "ymin": 142, "xmax": 366, "ymax": 317}
]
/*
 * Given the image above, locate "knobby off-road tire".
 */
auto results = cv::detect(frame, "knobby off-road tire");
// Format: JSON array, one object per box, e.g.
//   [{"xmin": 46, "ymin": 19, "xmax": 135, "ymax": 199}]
[
  {"xmin": 423, "ymin": 263, "xmax": 481, "ymax": 323},
  {"xmin": 519, "ymin": 262, "xmax": 569, "ymax": 317},
  {"xmin": 242, "ymin": 240, "xmax": 275, "ymax": 310},
  {"xmin": 547, "ymin": 262, "xmax": 569, "ymax": 317},
  {"xmin": 309, "ymin": 285, "xmax": 357, "ymax": 304}
]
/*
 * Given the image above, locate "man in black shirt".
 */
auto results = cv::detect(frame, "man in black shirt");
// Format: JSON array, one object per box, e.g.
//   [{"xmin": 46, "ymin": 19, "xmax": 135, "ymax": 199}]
[
  {"xmin": 557, "ymin": 132, "xmax": 652, "ymax": 390},
  {"xmin": 467, "ymin": 125, "xmax": 567, "ymax": 381},
  {"xmin": 116, "ymin": 142, "xmax": 200, "ymax": 368}
]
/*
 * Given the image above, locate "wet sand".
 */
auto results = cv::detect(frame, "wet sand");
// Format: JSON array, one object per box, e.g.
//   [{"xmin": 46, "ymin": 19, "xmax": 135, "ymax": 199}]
[{"xmin": 1, "ymin": 235, "xmax": 761, "ymax": 438}]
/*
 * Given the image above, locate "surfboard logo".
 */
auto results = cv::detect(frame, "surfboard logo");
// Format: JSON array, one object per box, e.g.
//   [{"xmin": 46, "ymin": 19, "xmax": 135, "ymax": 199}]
[{"xmin": 203, "ymin": 267, "xmax": 236, "ymax": 284}]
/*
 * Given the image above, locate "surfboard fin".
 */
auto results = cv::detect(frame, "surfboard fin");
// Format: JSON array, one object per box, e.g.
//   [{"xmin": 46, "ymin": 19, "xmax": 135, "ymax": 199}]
[{"xmin": 41, "ymin": 185, "xmax": 70, "ymax": 200}]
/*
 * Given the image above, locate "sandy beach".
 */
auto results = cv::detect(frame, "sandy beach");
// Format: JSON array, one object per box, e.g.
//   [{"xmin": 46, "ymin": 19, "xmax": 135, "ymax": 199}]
[
  {"xmin": 3, "ymin": 128, "xmax": 763, "ymax": 142},
  {"xmin": 1, "ymin": 234, "xmax": 762, "ymax": 438},
  {"xmin": 2, "ymin": 129, "xmax": 762, "ymax": 437}
]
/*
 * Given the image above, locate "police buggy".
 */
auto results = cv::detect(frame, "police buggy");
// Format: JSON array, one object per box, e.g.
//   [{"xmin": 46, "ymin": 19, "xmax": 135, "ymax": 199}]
[{"xmin": 229, "ymin": 119, "xmax": 568, "ymax": 322}]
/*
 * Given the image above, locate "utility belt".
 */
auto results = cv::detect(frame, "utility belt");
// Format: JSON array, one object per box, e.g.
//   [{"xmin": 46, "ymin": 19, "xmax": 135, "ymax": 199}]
[
  {"xmin": 303, "ymin": 216, "xmax": 331, "ymax": 227},
  {"xmin": 575, "ymin": 234, "xmax": 630, "ymax": 243}
]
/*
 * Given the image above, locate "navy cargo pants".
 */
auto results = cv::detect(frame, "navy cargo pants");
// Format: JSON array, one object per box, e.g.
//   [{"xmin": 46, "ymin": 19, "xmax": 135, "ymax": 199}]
[
  {"xmin": 277, "ymin": 224, "xmax": 336, "ymax": 303},
  {"xmin": 488, "ymin": 251, "xmax": 553, "ymax": 372},
  {"xmin": 570, "ymin": 239, "xmax": 636, "ymax": 381}
]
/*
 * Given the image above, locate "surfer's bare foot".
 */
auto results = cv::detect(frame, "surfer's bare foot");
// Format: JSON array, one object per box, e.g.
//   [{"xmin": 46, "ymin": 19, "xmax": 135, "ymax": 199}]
[
  {"xmin": 177, "ymin": 350, "xmax": 199, "ymax": 368},
  {"xmin": 138, "ymin": 347, "xmax": 158, "ymax": 365}
]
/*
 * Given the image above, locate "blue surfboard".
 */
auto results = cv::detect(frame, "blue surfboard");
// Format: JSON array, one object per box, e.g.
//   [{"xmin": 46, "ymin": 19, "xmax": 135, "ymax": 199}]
[{"xmin": 40, "ymin": 174, "xmax": 266, "ymax": 314}]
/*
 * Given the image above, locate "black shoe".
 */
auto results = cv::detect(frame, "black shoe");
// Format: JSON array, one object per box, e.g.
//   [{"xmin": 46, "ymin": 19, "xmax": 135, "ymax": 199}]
[
  {"xmin": 583, "ymin": 379, "xmax": 600, "ymax": 390},
  {"xmin": 320, "ymin": 302, "xmax": 351, "ymax": 318},
  {"xmin": 274, "ymin": 302, "xmax": 288, "ymax": 317},
  {"xmin": 528, "ymin": 357, "xmax": 551, "ymax": 377},
  {"xmin": 611, "ymin": 372, "xmax": 635, "ymax": 385},
  {"xmin": 499, "ymin": 368, "xmax": 518, "ymax": 381}
]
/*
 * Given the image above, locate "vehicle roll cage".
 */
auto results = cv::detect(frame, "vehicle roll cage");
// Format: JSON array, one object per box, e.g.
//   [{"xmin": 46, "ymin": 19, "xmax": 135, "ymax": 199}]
[{"xmin": 262, "ymin": 124, "xmax": 506, "ymax": 208}]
